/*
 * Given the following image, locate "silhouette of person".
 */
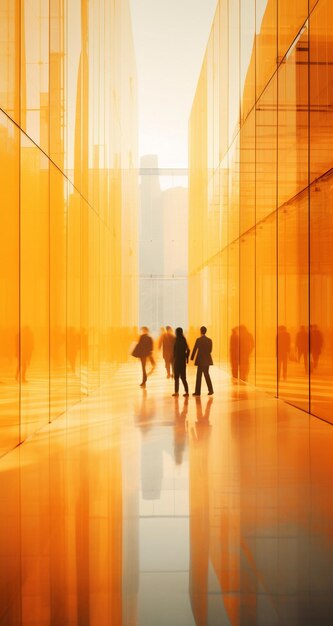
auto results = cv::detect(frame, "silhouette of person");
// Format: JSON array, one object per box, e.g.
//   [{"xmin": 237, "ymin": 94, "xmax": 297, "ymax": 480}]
[
  {"xmin": 239, "ymin": 325, "xmax": 254, "ymax": 382},
  {"xmin": 277, "ymin": 325, "xmax": 290, "ymax": 382},
  {"xmin": 230, "ymin": 327, "xmax": 239, "ymax": 380},
  {"xmin": 310, "ymin": 324, "xmax": 323, "ymax": 371},
  {"xmin": 172, "ymin": 327, "xmax": 190, "ymax": 397},
  {"xmin": 191, "ymin": 326, "xmax": 214, "ymax": 396},
  {"xmin": 173, "ymin": 395, "xmax": 188, "ymax": 465},
  {"xmin": 16, "ymin": 326, "xmax": 34, "ymax": 383},
  {"xmin": 135, "ymin": 391, "xmax": 164, "ymax": 499},
  {"xmin": 188, "ymin": 396, "xmax": 212, "ymax": 625},
  {"xmin": 158, "ymin": 325, "xmax": 175, "ymax": 378},
  {"xmin": 296, "ymin": 325, "xmax": 308, "ymax": 373},
  {"xmin": 132, "ymin": 326, "xmax": 154, "ymax": 387}
]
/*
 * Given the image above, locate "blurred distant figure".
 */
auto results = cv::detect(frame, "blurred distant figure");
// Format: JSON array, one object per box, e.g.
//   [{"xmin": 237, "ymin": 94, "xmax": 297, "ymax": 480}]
[
  {"xmin": 172, "ymin": 327, "xmax": 190, "ymax": 397},
  {"xmin": 310, "ymin": 324, "xmax": 323, "ymax": 371},
  {"xmin": 230, "ymin": 327, "xmax": 239, "ymax": 380},
  {"xmin": 277, "ymin": 325, "xmax": 290, "ymax": 382},
  {"xmin": 16, "ymin": 326, "xmax": 34, "ymax": 383},
  {"xmin": 132, "ymin": 326, "xmax": 154, "ymax": 388},
  {"xmin": 296, "ymin": 325, "xmax": 308, "ymax": 373},
  {"xmin": 191, "ymin": 326, "xmax": 214, "ymax": 396},
  {"xmin": 158, "ymin": 325, "xmax": 175, "ymax": 378},
  {"xmin": 239, "ymin": 325, "xmax": 254, "ymax": 382},
  {"xmin": 158, "ymin": 326, "xmax": 166, "ymax": 340}
]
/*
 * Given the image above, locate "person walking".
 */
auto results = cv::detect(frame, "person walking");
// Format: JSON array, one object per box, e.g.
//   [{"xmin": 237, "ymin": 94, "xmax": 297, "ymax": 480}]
[
  {"xmin": 172, "ymin": 327, "xmax": 190, "ymax": 397},
  {"xmin": 277, "ymin": 325, "xmax": 290, "ymax": 382},
  {"xmin": 191, "ymin": 326, "xmax": 214, "ymax": 396},
  {"xmin": 158, "ymin": 325, "xmax": 175, "ymax": 378},
  {"xmin": 132, "ymin": 327, "xmax": 154, "ymax": 387}
]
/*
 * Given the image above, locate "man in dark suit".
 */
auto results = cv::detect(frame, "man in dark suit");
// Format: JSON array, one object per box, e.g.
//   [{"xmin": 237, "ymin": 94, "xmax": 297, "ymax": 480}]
[
  {"xmin": 132, "ymin": 327, "xmax": 154, "ymax": 387},
  {"xmin": 190, "ymin": 326, "xmax": 214, "ymax": 396}
]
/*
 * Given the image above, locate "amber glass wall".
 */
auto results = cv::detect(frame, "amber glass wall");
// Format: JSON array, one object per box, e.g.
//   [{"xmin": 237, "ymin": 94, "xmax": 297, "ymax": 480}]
[
  {"xmin": 189, "ymin": 0, "xmax": 333, "ymax": 422},
  {"xmin": 0, "ymin": 0, "xmax": 138, "ymax": 455}
]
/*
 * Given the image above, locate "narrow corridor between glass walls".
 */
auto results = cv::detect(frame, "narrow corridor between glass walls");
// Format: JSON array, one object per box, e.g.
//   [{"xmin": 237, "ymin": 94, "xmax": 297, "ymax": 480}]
[{"xmin": 1, "ymin": 363, "xmax": 333, "ymax": 626}]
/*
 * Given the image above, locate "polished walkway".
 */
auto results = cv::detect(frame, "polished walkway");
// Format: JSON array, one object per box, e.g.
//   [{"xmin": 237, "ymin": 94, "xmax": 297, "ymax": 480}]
[{"xmin": 1, "ymin": 361, "xmax": 333, "ymax": 626}]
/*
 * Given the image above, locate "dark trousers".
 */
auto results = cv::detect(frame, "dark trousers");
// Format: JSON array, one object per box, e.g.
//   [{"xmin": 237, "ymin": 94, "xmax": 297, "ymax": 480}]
[
  {"xmin": 174, "ymin": 364, "xmax": 188, "ymax": 394},
  {"xmin": 195, "ymin": 366, "xmax": 213, "ymax": 394},
  {"xmin": 277, "ymin": 356, "xmax": 288, "ymax": 381},
  {"xmin": 164, "ymin": 357, "xmax": 173, "ymax": 377},
  {"xmin": 140, "ymin": 356, "xmax": 147, "ymax": 383}
]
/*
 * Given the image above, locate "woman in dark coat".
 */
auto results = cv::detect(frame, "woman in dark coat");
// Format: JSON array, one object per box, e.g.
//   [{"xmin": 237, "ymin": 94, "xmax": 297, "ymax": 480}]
[{"xmin": 172, "ymin": 327, "xmax": 190, "ymax": 396}]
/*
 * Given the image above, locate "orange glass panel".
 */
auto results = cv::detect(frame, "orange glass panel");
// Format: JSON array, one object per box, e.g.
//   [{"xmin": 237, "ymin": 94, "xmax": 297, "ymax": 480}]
[
  {"xmin": 21, "ymin": 0, "xmax": 49, "ymax": 152},
  {"xmin": 80, "ymin": 202, "xmax": 89, "ymax": 392},
  {"xmin": 0, "ymin": 0, "xmax": 138, "ymax": 454},
  {"xmin": 213, "ymin": 7, "xmax": 220, "ymax": 170},
  {"xmin": 0, "ymin": 112, "xmax": 20, "ymax": 455},
  {"xmin": 0, "ymin": 0, "xmax": 20, "ymax": 123},
  {"xmin": 256, "ymin": 76, "xmax": 277, "ymax": 223},
  {"xmin": 50, "ymin": 164, "xmax": 67, "ymax": 421},
  {"xmin": 220, "ymin": 248, "xmax": 228, "ymax": 363},
  {"xmin": 228, "ymin": 137, "xmax": 240, "ymax": 245},
  {"xmin": 256, "ymin": 212, "xmax": 277, "ymax": 395},
  {"xmin": 66, "ymin": 0, "xmax": 83, "ymax": 188},
  {"xmin": 240, "ymin": 231, "xmax": 255, "ymax": 384},
  {"xmin": 228, "ymin": 0, "xmax": 240, "ymax": 143},
  {"xmin": 50, "ymin": 0, "xmax": 66, "ymax": 170},
  {"xmin": 278, "ymin": 192, "xmax": 309, "ymax": 412},
  {"xmin": 310, "ymin": 177, "xmax": 333, "ymax": 422},
  {"xmin": 228, "ymin": 242, "xmax": 239, "ymax": 357},
  {"xmin": 208, "ymin": 171, "xmax": 221, "ymax": 259},
  {"xmin": 20, "ymin": 438, "xmax": 51, "ymax": 624},
  {"xmin": 67, "ymin": 186, "xmax": 81, "ymax": 404},
  {"xmin": 278, "ymin": 0, "xmax": 308, "ymax": 61},
  {"xmin": 309, "ymin": 0, "xmax": 333, "ymax": 183},
  {"xmin": 20, "ymin": 134, "xmax": 50, "ymax": 440},
  {"xmin": 278, "ymin": 25, "xmax": 308, "ymax": 209},
  {"xmin": 189, "ymin": 63, "xmax": 207, "ymax": 258},
  {"xmin": 0, "ymin": 462, "xmax": 21, "ymax": 620},
  {"xmin": 219, "ymin": 0, "xmax": 229, "ymax": 161},
  {"xmin": 240, "ymin": 109, "xmax": 255, "ymax": 235},
  {"xmin": 219, "ymin": 157, "xmax": 229, "ymax": 252},
  {"xmin": 240, "ymin": 0, "xmax": 255, "ymax": 123},
  {"xmin": 207, "ymin": 34, "xmax": 214, "ymax": 179},
  {"xmin": 256, "ymin": 0, "xmax": 277, "ymax": 100}
]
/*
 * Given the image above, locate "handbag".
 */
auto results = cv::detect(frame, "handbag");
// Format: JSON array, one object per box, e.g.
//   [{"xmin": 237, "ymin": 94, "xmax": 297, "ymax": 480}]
[{"xmin": 131, "ymin": 343, "xmax": 141, "ymax": 358}]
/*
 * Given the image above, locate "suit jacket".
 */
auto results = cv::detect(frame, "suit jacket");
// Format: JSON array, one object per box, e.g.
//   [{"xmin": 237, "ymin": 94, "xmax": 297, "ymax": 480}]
[
  {"xmin": 191, "ymin": 335, "xmax": 213, "ymax": 367},
  {"xmin": 133, "ymin": 334, "xmax": 153, "ymax": 358}
]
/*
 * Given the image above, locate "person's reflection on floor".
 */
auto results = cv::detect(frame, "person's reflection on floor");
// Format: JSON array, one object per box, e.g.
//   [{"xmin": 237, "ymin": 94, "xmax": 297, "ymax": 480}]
[
  {"xmin": 15, "ymin": 326, "xmax": 34, "ymax": 383},
  {"xmin": 310, "ymin": 324, "xmax": 323, "ymax": 372},
  {"xmin": 134, "ymin": 389, "xmax": 155, "ymax": 433},
  {"xmin": 173, "ymin": 395, "xmax": 189, "ymax": 465},
  {"xmin": 277, "ymin": 325, "xmax": 291, "ymax": 382},
  {"xmin": 135, "ymin": 391, "xmax": 163, "ymax": 500},
  {"xmin": 188, "ymin": 396, "xmax": 212, "ymax": 626}
]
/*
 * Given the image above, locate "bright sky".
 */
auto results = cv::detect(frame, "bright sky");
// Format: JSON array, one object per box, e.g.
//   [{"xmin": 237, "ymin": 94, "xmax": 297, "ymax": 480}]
[{"xmin": 129, "ymin": 0, "xmax": 218, "ymax": 169}]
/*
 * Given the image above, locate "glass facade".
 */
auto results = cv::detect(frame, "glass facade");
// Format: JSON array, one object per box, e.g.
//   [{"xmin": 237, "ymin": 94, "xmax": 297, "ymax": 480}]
[
  {"xmin": 189, "ymin": 0, "xmax": 333, "ymax": 422},
  {"xmin": 0, "ymin": 0, "xmax": 138, "ymax": 456}
]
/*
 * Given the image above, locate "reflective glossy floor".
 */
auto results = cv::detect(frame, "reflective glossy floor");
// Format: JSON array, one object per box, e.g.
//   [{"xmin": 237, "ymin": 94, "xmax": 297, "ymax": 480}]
[{"xmin": 1, "ymin": 361, "xmax": 333, "ymax": 626}]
